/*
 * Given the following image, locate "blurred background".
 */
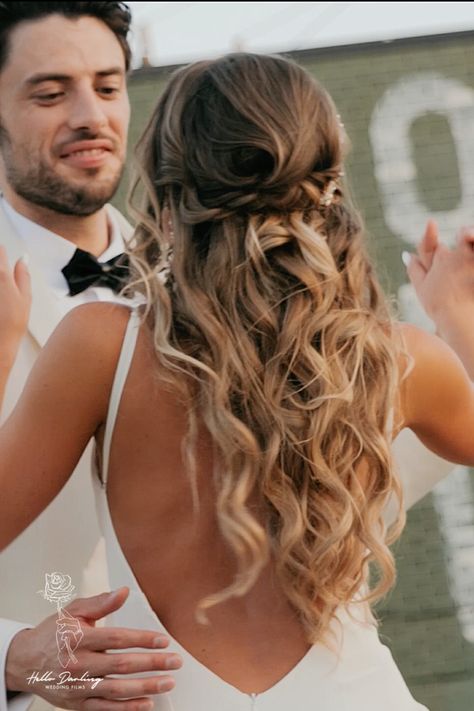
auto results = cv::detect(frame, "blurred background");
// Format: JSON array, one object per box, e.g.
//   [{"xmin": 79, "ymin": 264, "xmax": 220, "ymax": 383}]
[{"xmin": 112, "ymin": 4, "xmax": 474, "ymax": 710}]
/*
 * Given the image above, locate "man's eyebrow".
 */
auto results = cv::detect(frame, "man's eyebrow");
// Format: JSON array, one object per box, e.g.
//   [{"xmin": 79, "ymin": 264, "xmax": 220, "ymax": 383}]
[
  {"xmin": 96, "ymin": 67, "xmax": 125, "ymax": 78},
  {"xmin": 25, "ymin": 73, "xmax": 72, "ymax": 87},
  {"xmin": 24, "ymin": 67, "xmax": 125, "ymax": 86}
]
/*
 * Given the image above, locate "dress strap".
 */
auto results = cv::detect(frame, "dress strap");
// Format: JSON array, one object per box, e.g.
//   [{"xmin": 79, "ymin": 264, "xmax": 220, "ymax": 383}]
[{"xmin": 101, "ymin": 307, "xmax": 141, "ymax": 488}]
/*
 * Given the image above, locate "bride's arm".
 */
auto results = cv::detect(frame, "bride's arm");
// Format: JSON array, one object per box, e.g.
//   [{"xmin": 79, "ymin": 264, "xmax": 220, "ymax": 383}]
[
  {"xmin": 0, "ymin": 301, "xmax": 129, "ymax": 552},
  {"xmin": 398, "ymin": 323, "xmax": 474, "ymax": 465}
]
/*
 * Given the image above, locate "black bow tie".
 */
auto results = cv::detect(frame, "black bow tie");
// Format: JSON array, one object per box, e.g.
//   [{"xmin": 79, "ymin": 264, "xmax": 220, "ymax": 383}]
[{"xmin": 62, "ymin": 248, "xmax": 130, "ymax": 296}]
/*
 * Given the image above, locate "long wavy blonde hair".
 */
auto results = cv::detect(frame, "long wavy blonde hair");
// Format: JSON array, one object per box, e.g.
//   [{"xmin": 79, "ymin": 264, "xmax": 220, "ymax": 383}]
[{"xmin": 128, "ymin": 53, "xmax": 404, "ymax": 643}]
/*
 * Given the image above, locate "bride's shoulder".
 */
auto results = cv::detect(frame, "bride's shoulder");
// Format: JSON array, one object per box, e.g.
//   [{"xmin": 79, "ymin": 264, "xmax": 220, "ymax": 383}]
[
  {"xmin": 393, "ymin": 321, "xmax": 474, "ymax": 464},
  {"xmin": 394, "ymin": 321, "xmax": 465, "ymax": 371},
  {"xmin": 394, "ymin": 320, "xmax": 436, "ymax": 351},
  {"xmin": 38, "ymin": 302, "xmax": 140, "ymax": 395},
  {"xmin": 62, "ymin": 301, "xmax": 134, "ymax": 329},
  {"xmin": 54, "ymin": 302, "xmax": 135, "ymax": 350}
]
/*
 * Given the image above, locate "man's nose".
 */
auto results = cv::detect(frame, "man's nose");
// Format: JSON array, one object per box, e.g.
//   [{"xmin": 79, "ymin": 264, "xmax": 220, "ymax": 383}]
[{"xmin": 68, "ymin": 88, "xmax": 108, "ymax": 134}]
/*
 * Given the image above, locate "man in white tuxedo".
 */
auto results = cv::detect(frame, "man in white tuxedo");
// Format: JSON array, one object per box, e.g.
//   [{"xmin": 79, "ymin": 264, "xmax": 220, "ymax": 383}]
[{"xmin": 0, "ymin": 4, "xmax": 180, "ymax": 711}]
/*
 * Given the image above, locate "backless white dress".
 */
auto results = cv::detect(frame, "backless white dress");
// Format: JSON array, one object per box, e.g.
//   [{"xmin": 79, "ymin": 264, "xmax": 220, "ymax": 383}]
[{"xmin": 92, "ymin": 309, "xmax": 429, "ymax": 711}]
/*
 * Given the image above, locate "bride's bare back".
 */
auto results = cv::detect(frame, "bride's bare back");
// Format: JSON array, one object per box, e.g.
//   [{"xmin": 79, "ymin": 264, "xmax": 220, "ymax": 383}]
[{"xmin": 99, "ymin": 315, "xmax": 310, "ymax": 693}]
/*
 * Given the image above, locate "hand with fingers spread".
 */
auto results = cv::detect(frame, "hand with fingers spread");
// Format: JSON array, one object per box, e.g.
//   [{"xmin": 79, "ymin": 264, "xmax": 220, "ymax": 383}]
[
  {"xmin": 404, "ymin": 220, "xmax": 474, "ymax": 378},
  {"xmin": 0, "ymin": 247, "xmax": 31, "ymax": 370},
  {"xmin": 5, "ymin": 587, "xmax": 182, "ymax": 711}
]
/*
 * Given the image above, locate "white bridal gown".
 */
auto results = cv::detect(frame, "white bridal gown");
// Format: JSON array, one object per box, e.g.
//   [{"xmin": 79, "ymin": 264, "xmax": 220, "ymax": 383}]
[{"xmin": 92, "ymin": 309, "xmax": 429, "ymax": 711}]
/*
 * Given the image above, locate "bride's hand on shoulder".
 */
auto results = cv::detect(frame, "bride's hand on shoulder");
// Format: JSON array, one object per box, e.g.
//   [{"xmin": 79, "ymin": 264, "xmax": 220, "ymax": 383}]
[{"xmin": 0, "ymin": 246, "xmax": 31, "ymax": 366}]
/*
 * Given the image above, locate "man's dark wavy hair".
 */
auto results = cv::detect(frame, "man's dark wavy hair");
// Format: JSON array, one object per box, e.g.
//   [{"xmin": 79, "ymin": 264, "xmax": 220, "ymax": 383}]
[{"xmin": 0, "ymin": 2, "xmax": 132, "ymax": 73}]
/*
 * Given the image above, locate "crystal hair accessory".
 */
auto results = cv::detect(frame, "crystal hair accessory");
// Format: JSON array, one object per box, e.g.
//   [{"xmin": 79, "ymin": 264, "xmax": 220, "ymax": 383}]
[
  {"xmin": 319, "ymin": 171, "xmax": 344, "ymax": 209},
  {"xmin": 320, "ymin": 180, "xmax": 338, "ymax": 208}
]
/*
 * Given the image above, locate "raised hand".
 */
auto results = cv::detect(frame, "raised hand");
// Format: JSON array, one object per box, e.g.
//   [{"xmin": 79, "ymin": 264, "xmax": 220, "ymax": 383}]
[
  {"xmin": 405, "ymin": 221, "xmax": 474, "ymax": 379},
  {"xmin": 0, "ymin": 246, "xmax": 31, "ymax": 368},
  {"xmin": 5, "ymin": 588, "xmax": 182, "ymax": 711}
]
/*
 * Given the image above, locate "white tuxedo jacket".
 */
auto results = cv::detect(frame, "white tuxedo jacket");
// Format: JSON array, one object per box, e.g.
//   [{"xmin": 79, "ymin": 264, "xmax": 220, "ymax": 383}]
[{"xmin": 0, "ymin": 200, "xmax": 133, "ymax": 711}]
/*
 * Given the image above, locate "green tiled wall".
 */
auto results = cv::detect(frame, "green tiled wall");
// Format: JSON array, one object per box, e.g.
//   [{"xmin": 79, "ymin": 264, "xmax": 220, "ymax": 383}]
[{"xmin": 115, "ymin": 32, "xmax": 474, "ymax": 711}]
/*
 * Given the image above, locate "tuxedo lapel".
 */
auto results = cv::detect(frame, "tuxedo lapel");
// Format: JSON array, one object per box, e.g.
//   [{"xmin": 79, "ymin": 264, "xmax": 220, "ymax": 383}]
[{"xmin": 0, "ymin": 202, "xmax": 64, "ymax": 347}]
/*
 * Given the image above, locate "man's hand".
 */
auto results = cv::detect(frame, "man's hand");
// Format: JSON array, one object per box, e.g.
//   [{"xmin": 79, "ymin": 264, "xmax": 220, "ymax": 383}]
[{"xmin": 5, "ymin": 588, "xmax": 182, "ymax": 711}]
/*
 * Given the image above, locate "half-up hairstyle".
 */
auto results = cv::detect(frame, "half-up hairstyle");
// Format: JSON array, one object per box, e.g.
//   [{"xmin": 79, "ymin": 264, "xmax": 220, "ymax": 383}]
[{"xmin": 128, "ymin": 52, "xmax": 404, "ymax": 643}]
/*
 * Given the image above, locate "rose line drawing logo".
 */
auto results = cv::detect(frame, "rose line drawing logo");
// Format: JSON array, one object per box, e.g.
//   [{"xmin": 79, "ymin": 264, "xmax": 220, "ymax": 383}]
[{"xmin": 38, "ymin": 573, "xmax": 83, "ymax": 668}]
